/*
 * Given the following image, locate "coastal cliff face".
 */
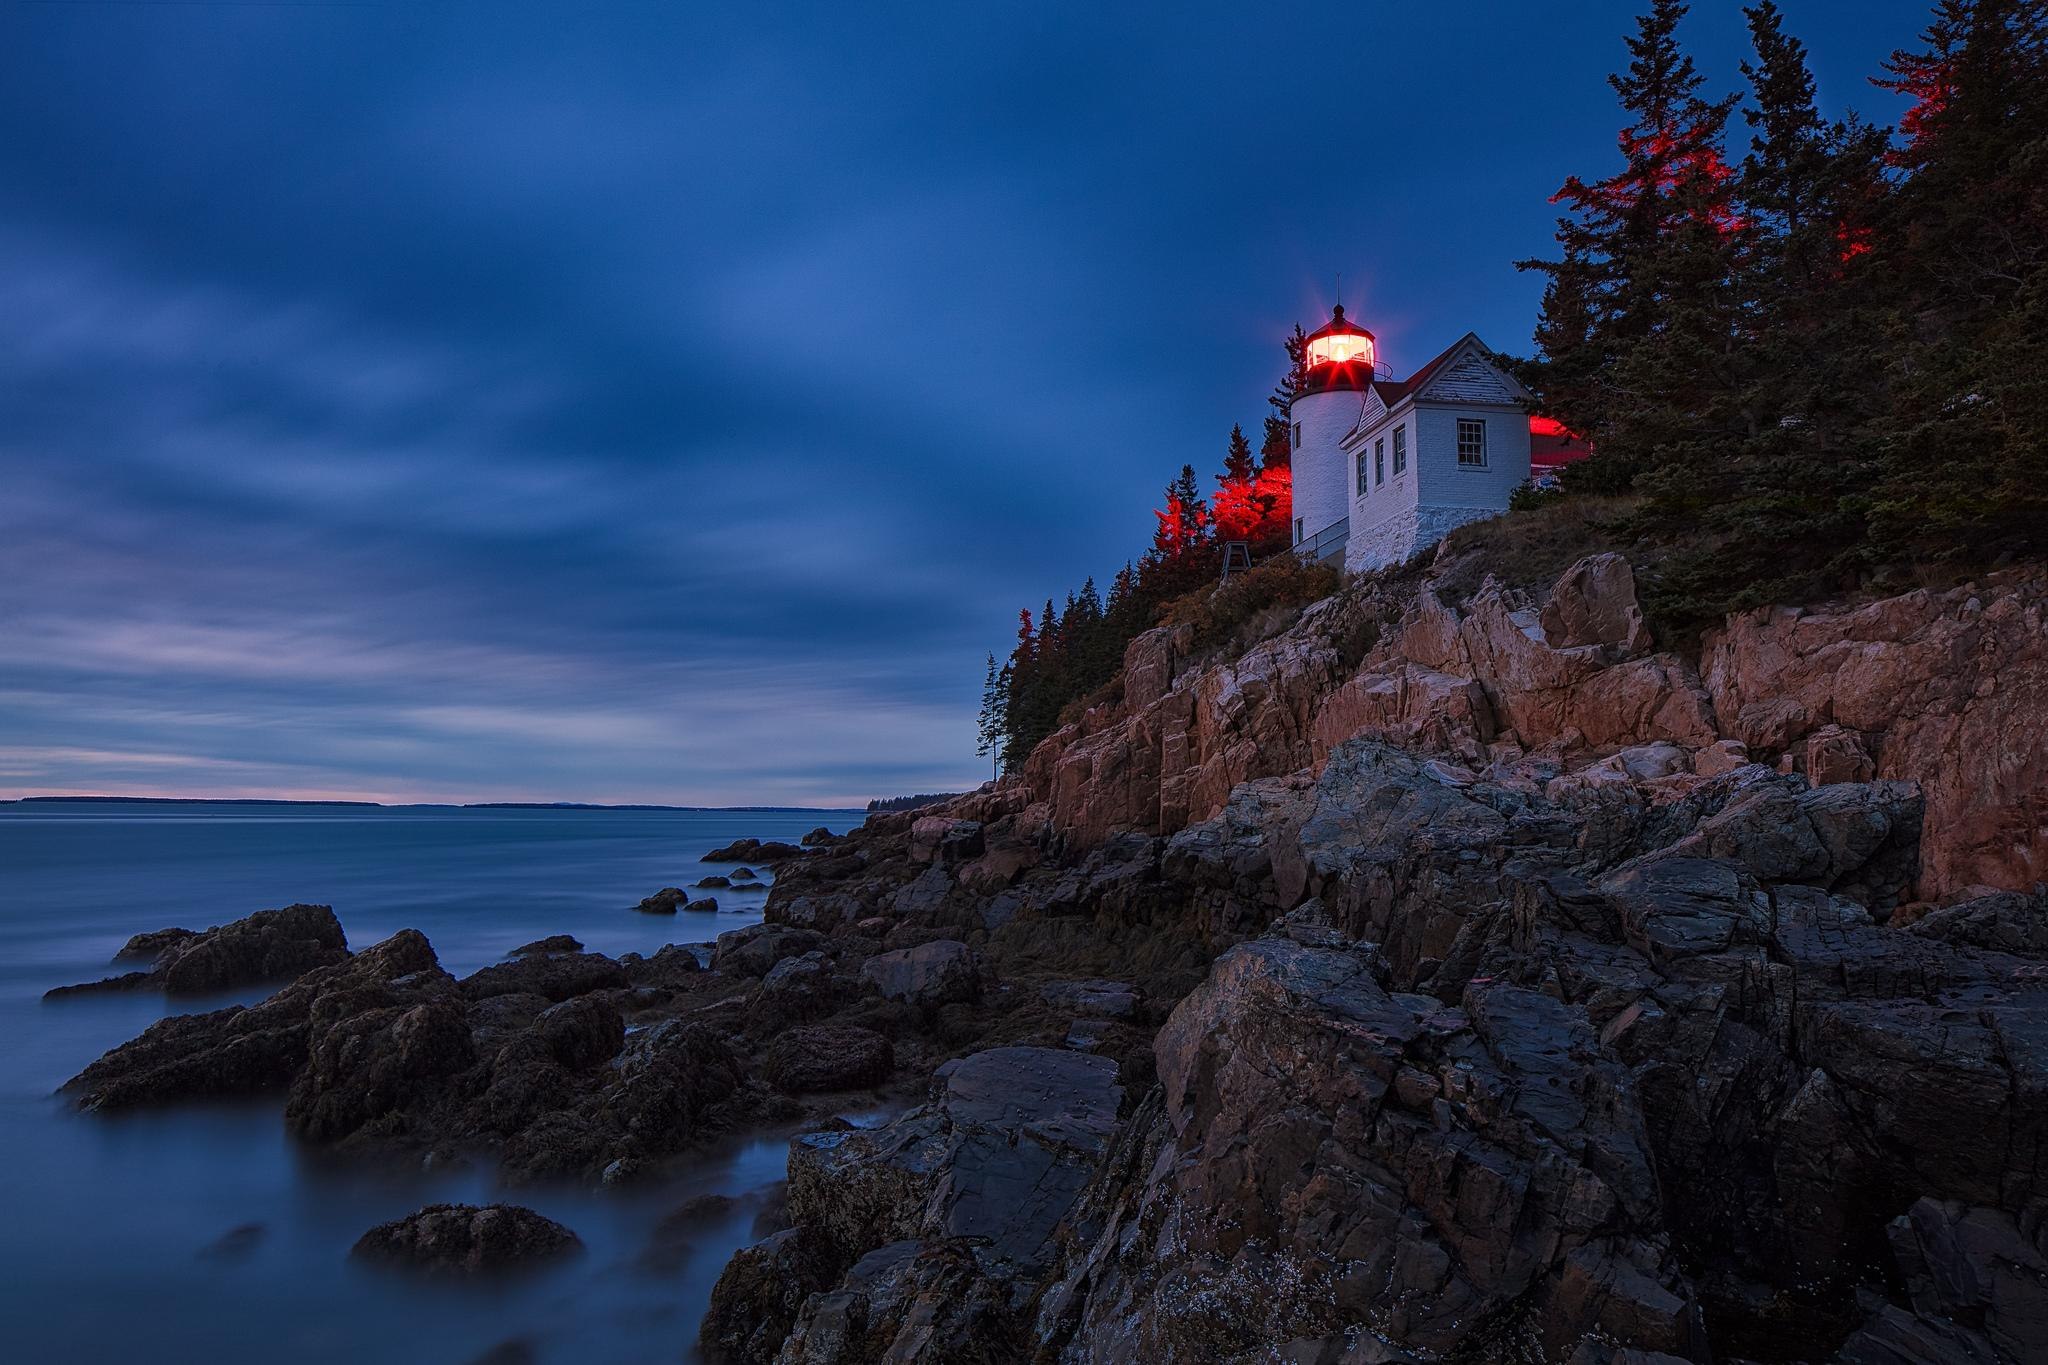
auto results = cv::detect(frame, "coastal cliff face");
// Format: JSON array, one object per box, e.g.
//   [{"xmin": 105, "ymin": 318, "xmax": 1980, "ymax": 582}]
[
  {"xmin": 718, "ymin": 553, "xmax": 2048, "ymax": 1363},
  {"xmin": 1011, "ymin": 552, "xmax": 2047, "ymax": 905}
]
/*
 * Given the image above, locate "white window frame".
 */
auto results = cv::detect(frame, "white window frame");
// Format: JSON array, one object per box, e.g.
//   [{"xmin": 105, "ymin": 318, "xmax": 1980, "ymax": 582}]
[
  {"xmin": 1292, "ymin": 421, "xmax": 1302, "ymax": 450},
  {"xmin": 1375, "ymin": 437, "xmax": 1385, "ymax": 485},
  {"xmin": 1355, "ymin": 449, "xmax": 1369, "ymax": 496},
  {"xmin": 1293, "ymin": 516, "xmax": 1303, "ymax": 544},
  {"xmin": 1392, "ymin": 424, "xmax": 1406, "ymax": 476},
  {"xmin": 1457, "ymin": 417, "xmax": 1487, "ymax": 468}
]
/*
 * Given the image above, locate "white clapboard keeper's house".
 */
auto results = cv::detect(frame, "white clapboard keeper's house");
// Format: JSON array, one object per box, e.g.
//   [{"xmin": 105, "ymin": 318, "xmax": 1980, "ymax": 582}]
[{"xmin": 1286, "ymin": 304, "xmax": 1586, "ymax": 573}]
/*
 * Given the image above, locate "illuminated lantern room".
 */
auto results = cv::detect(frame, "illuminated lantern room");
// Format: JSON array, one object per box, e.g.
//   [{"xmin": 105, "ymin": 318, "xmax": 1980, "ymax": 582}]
[{"xmin": 1300, "ymin": 304, "xmax": 1377, "ymax": 393}]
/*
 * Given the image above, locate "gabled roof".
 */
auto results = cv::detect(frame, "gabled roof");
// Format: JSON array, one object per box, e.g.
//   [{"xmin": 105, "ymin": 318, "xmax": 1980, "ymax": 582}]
[{"xmin": 1346, "ymin": 333, "xmax": 1530, "ymax": 442}]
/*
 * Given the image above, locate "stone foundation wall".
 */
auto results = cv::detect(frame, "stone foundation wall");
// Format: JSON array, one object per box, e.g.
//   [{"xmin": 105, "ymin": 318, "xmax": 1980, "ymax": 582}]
[{"xmin": 1346, "ymin": 503, "xmax": 1500, "ymax": 574}]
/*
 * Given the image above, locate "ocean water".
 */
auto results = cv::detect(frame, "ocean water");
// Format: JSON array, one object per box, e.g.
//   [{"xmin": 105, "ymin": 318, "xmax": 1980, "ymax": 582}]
[{"xmin": 0, "ymin": 802, "xmax": 860, "ymax": 1364}]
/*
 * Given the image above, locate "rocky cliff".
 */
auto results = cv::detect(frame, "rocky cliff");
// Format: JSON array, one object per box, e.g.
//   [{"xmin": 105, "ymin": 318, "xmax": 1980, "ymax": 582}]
[
  {"xmin": 706, "ymin": 551, "xmax": 2048, "ymax": 1363},
  {"xmin": 1009, "ymin": 552, "xmax": 2046, "ymax": 905}
]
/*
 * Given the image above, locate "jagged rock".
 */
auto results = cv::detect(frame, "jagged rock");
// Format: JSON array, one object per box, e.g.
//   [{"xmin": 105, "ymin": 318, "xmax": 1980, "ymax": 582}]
[
  {"xmin": 532, "ymin": 996, "xmax": 625, "ymax": 1070},
  {"xmin": 787, "ymin": 1047, "xmax": 1121, "ymax": 1279},
  {"xmin": 636, "ymin": 887, "xmax": 689, "ymax": 914},
  {"xmin": 1541, "ymin": 551, "xmax": 1654, "ymax": 655},
  {"xmin": 285, "ymin": 982, "xmax": 474, "ymax": 1143},
  {"xmin": 705, "ymin": 838, "xmax": 807, "ymax": 863},
  {"xmin": 498, "ymin": 1018, "xmax": 748, "ymax": 1184},
  {"xmin": 47, "ymin": 903, "xmax": 348, "ymax": 998},
  {"xmin": 747, "ymin": 953, "xmax": 849, "ymax": 1032},
  {"xmin": 508, "ymin": 934, "xmax": 582, "ymax": 956},
  {"xmin": 713, "ymin": 924, "xmax": 823, "ymax": 978},
  {"xmin": 908, "ymin": 816, "xmax": 984, "ymax": 866},
  {"xmin": 858, "ymin": 940, "xmax": 978, "ymax": 1006},
  {"xmin": 763, "ymin": 1025, "xmax": 893, "ymax": 1094},
  {"xmin": 64, "ymin": 929, "xmax": 446, "ymax": 1111},
  {"xmin": 701, "ymin": 1226, "xmax": 844, "ymax": 1364},
  {"xmin": 801, "ymin": 827, "xmax": 836, "ymax": 846},
  {"xmin": 619, "ymin": 942, "xmax": 704, "ymax": 988},
  {"xmin": 1703, "ymin": 571, "xmax": 2048, "ymax": 897},
  {"xmin": 459, "ymin": 952, "xmax": 628, "ymax": 1002},
  {"xmin": 349, "ymin": 1203, "xmax": 581, "ymax": 1275},
  {"xmin": 1905, "ymin": 886, "xmax": 2048, "ymax": 955},
  {"xmin": 115, "ymin": 926, "xmax": 200, "ymax": 961},
  {"xmin": 1044, "ymin": 938, "xmax": 1698, "ymax": 1361}
]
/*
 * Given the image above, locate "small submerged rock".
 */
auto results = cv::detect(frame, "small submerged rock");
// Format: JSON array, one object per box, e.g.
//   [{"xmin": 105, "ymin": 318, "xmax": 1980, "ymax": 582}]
[
  {"xmin": 196, "ymin": 1221, "xmax": 267, "ymax": 1263},
  {"xmin": 349, "ymin": 1203, "xmax": 582, "ymax": 1275}
]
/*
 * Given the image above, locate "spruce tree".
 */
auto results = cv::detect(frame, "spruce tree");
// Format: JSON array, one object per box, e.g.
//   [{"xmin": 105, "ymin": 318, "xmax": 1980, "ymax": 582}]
[
  {"xmin": 1866, "ymin": 0, "xmax": 2048, "ymax": 564},
  {"xmin": 1518, "ymin": 0, "xmax": 1744, "ymax": 492}
]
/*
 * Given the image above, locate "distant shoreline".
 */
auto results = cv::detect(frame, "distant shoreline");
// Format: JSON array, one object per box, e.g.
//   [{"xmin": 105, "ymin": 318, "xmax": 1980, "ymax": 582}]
[{"xmin": 1, "ymin": 796, "xmax": 863, "ymax": 813}]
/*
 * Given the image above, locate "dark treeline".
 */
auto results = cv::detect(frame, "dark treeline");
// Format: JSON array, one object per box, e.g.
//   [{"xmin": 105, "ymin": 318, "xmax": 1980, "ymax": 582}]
[
  {"xmin": 865, "ymin": 793, "xmax": 964, "ymax": 814},
  {"xmin": 1519, "ymin": 0, "xmax": 2048, "ymax": 629},
  {"xmin": 976, "ymin": 341, "xmax": 1307, "ymax": 774}
]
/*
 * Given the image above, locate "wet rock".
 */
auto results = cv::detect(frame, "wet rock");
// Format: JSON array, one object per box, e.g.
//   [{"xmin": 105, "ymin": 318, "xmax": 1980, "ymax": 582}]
[
  {"xmin": 686, "ymin": 897, "xmax": 719, "ymax": 914},
  {"xmin": 1039, "ymin": 979, "xmax": 1140, "ymax": 1019},
  {"xmin": 801, "ymin": 827, "xmax": 836, "ymax": 846},
  {"xmin": 696, "ymin": 875, "xmax": 733, "ymax": 889},
  {"xmin": 508, "ymin": 934, "xmax": 582, "ymax": 956},
  {"xmin": 460, "ymin": 952, "xmax": 628, "ymax": 1003},
  {"xmin": 618, "ymin": 943, "xmax": 704, "ymax": 989},
  {"xmin": 857, "ymin": 939, "xmax": 978, "ymax": 1006},
  {"xmin": 48, "ymin": 903, "xmax": 348, "ymax": 998},
  {"xmin": 788, "ymin": 1046, "xmax": 1121, "ymax": 1277},
  {"xmin": 498, "ymin": 1019, "xmax": 747, "ymax": 1184},
  {"xmin": 533, "ymin": 996, "xmax": 625, "ymax": 1070},
  {"xmin": 699, "ymin": 1226, "xmax": 843, "ymax": 1364},
  {"xmin": 115, "ymin": 926, "xmax": 200, "ymax": 961},
  {"xmin": 349, "ymin": 1203, "xmax": 581, "ymax": 1275},
  {"xmin": 64, "ymin": 928, "xmax": 446, "ymax": 1111},
  {"xmin": 712, "ymin": 924, "xmax": 823, "ymax": 978},
  {"xmin": 732, "ymin": 867, "xmax": 759, "ymax": 880},
  {"xmin": 635, "ymin": 887, "xmax": 689, "ymax": 914},
  {"xmin": 747, "ymin": 953, "xmax": 848, "ymax": 1032},
  {"xmin": 704, "ymin": 838, "xmax": 806, "ymax": 863},
  {"xmin": 43, "ymin": 970, "xmax": 159, "ymax": 999},
  {"xmin": 763, "ymin": 1025, "xmax": 894, "ymax": 1094}
]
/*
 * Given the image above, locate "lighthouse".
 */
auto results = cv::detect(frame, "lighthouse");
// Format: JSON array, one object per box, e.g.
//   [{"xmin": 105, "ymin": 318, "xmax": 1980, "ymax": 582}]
[
  {"xmin": 1285, "ymin": 302, "xmax": 1589, "ymax": 572},
  {"xmin": 1289, "ymin": 304, "xmax": 1377, "ymax": 562}
]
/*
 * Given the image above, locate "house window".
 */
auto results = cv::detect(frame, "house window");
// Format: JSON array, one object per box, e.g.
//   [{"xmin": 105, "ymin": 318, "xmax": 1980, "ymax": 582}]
[
  {"xmin": 1292, "ymin": 422, "xmax": 1302, "ymax": 450},
  {"xmin": 1457, "ymin": 418, "xmax": 1487, "ymax": 467},
  {"xmin": 1375, "ymin": 438, "xmax": 1385, "ymax": 485},
  {"xmin": 1356, "ymin": 449, "xmax": 1369, "ymax": 496},
  {"xmin": 1393, "ymin": 425, "xmax": 1407, "ymax": 475},
  {"xmin": 1293, "ymin": 516, "xmax": 1303, "ymax": 544}
]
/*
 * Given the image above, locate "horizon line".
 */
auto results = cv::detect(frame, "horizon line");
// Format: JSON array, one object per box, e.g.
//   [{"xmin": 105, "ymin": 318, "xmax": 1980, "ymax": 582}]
[{"xmin": 0, "ymin": 794, "xmax": 871, "ymax": 813}]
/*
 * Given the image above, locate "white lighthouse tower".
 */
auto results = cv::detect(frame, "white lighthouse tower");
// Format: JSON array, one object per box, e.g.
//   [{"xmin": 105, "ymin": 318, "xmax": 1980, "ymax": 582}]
[{"xmin": 1289, "ymin": 304, "xmax": 1377, "ymax": 563}]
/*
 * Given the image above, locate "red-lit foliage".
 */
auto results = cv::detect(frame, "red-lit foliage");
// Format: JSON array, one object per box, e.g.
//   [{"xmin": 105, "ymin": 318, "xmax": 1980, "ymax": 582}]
[
  {"xmin": 1211, "ymin": 464, "xmax": 1293, "ymax": 546},
  {"xmin": 1152, "ymin": 492, "xmax": 1211, "ymax": 560}
]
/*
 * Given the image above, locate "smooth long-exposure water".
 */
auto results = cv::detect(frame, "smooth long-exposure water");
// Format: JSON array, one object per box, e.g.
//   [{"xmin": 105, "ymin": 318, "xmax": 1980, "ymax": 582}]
[{"xmin": 0, "ymin": 801, "xmax": 859, "ymax": 1364}]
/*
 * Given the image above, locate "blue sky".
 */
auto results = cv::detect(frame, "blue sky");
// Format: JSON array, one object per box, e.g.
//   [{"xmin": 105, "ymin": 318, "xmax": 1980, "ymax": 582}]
[{"xmin": 0, "ymin": 0, "xmax": 1929, "ymax": 806}]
